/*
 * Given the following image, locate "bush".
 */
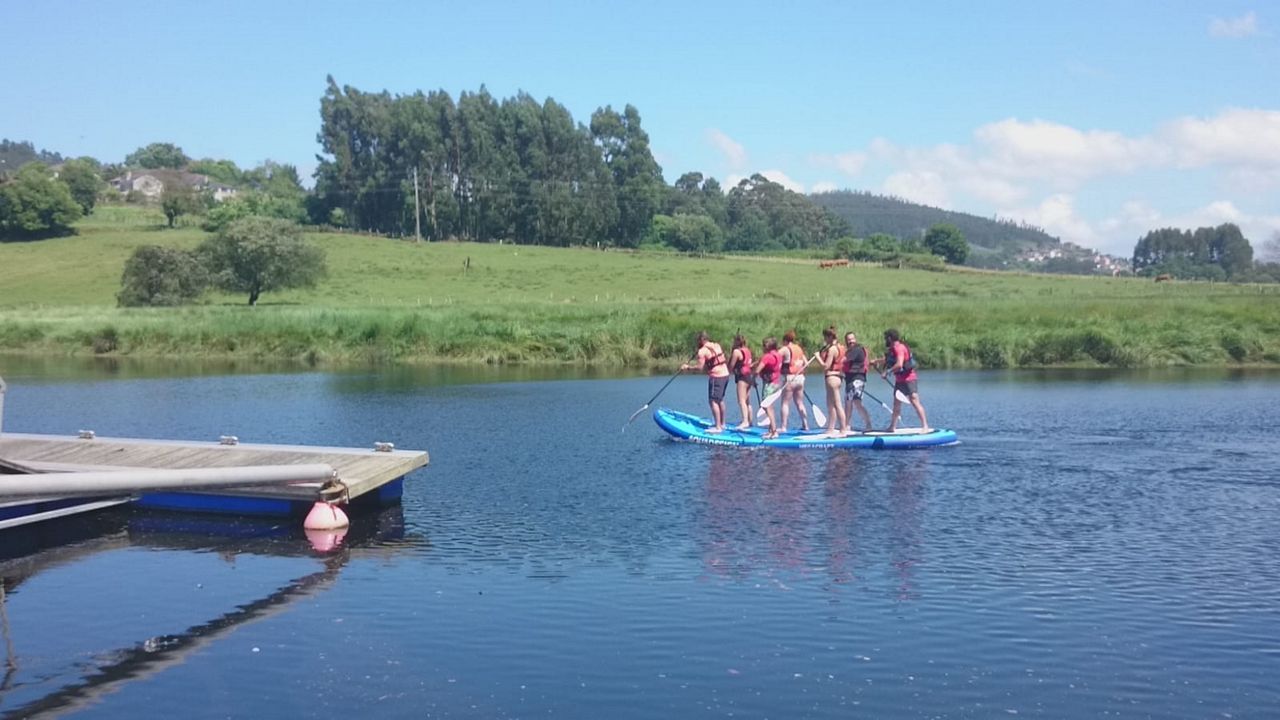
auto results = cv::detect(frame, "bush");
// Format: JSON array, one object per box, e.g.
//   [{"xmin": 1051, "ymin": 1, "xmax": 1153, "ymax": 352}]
[
  {"xmin": 202, "ymin": 191, "xmax": 306, "ymax": 232},
  {"xmin": 118, "ymin": 245, "xmax": 209, "ymax": 306}
]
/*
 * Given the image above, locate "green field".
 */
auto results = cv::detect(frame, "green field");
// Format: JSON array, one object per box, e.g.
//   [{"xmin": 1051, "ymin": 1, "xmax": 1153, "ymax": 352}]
[{"xmin": 2, "ymin": 207, "xmax": 1278, "ymax": 367}]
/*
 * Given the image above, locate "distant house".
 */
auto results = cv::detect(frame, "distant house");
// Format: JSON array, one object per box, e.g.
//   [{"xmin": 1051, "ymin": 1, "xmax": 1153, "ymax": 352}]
[{"xmin": 108, "ymin": 169, "xmax": 238, "ymax": 202}]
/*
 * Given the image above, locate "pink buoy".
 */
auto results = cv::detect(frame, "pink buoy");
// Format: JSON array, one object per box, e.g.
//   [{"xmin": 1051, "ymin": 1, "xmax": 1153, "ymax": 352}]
[{"xmin": 303, "ymin": 501, "xmax": 349, "ymax": 530}]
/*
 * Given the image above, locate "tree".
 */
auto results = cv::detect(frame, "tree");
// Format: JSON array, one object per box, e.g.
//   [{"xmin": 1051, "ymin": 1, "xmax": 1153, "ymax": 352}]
[
  {"xmin": 591, "ymin": 105, "xmax": 664, "ymax": 246},
  {"xmin": 160, "ymin": 181, "xmax": 201, "ymax": 228},
  {"xmin": 198, "ymin": 217, "xmax": 326, "ymax": 305},
  {"xmin": 125, "ymin": 142, "xmax": 190, "ymax": 169},
  {"xmin": 1207, "ymin": 223, "xmax": 1252, "ymax": 278},
  {"xmin": 57, "ymin": 157, "xmax": 104, "ymax": 214},
  {"xmin": 0, "ymin": 163, "xmax": 82, "ymax": 240},
  {"xmin": 188, "ymin": 158, "xmax": 244, "ymax": 186},
  {"xmin": 117, "ymin": 245, "xmax": 208, "ymax": 306},
  {"xmin": 923, "ymin": 223, "xmax": 969, "ymax": 264}
]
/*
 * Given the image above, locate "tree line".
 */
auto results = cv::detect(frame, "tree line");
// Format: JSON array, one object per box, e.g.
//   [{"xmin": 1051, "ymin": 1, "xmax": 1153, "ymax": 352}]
[
  {"xmin": 809, "ymin": 189, "xmax": 1059, "ymax": 266},
  {"xmin": 1131, "ymin": 223, "xmax": 1278, "ymax": 282},
  {"xmin": 311, "ymin": 78, "xmax": 850, "ymax": 252}
]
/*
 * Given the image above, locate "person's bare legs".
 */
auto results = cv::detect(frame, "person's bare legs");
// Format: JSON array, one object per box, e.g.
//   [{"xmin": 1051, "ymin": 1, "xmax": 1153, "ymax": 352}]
[
  {"xmin": 908, "ymin": 392, "xmax": 929, "ymax": 432},
  {"xmin": 825, "ymin": 376, "xmax": 847, "ymax": 435},
  {"xmin": 735, "ymin": 380, "xmax": 752, "ymax": 430},
  {"xmin": 849, "ymin": 397, "xmax": 872, "ymax": 432}
]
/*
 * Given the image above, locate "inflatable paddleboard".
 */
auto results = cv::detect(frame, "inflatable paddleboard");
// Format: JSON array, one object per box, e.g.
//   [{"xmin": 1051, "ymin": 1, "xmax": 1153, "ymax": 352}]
[{"xmin": 653, "ymin": 408, "xmax": 958, "ymax": 449}]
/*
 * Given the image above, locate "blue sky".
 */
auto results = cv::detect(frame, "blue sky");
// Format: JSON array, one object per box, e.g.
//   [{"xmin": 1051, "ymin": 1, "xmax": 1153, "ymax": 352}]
[{"xmin": 3, "ymin": 0, "xmax": 1277, "ymax": 254}]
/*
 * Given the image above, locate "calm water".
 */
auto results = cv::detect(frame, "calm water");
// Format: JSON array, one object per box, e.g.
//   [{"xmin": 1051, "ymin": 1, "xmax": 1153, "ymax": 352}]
[{"xmin": 2, "ymin": 363, "xmax": 1279, "ymax": 718}]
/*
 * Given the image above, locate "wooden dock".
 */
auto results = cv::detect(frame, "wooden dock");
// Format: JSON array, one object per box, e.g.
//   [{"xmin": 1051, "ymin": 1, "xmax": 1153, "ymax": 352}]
[{"xmin": 0, "ymin": 432, "xmax": 429, "ymax": 516}]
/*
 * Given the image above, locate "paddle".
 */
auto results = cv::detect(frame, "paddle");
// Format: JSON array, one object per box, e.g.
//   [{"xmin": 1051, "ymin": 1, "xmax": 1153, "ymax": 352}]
[
  {"xmin": 801, "ymin": 387, "xmax": 828, "ymax": 428},
  {"xmin": 622, "ymin": 354, "xmax": 696, "ymax": 431},
  {"xmin": 861, "ymin": 387, "xmax": 894, "ymax": 413},
  {"xmin": 878, "ymin": 372, "xmax": 911, "ymax": 403}
]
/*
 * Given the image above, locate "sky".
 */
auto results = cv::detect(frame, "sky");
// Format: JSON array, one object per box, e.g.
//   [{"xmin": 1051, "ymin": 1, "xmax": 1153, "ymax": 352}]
[{"xmin": 3, "ymin": 0, "xmax": 1278, "ymax": 255}]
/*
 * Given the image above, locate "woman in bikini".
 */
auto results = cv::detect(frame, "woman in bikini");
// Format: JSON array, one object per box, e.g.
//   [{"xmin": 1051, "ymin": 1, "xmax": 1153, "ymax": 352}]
[
  {"xmin": 729, "ymin": 333, "xmax": 755, "ymax": 430},
  {"xmin": 819, "ymin": 325, "xmax": 850, "ymax": 436},
  {"xmin": 778, "ymin": 330, "xmax": 809, "ymax": 432}
]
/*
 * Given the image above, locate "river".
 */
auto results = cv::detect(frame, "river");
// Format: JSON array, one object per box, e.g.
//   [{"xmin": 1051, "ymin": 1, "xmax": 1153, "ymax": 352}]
[{"xmin": 2, "ymin": 362, "xmax": 1279, "ymax": 718}]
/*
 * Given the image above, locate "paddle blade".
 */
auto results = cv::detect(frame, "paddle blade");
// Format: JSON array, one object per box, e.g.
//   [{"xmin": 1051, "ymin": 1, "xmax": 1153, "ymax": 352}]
[
  {"xmin": 811, "ymin": 403, "xmax": 827, "ymax": 428},
  {"xmin": 760, "ymin": 388, "xmax": 783, "ymax": 409},
  {"xmin": 621, "ymin": 404, "xmax": 649, "ymax": 432}
]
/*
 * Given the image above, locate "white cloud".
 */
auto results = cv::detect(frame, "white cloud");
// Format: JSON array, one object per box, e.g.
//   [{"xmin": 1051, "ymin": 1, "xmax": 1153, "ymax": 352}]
[
  {"xmin": 810, "ymin": 181, "xmax": 839, "ymax": 194},
  {"xmin": 706, "ymin": 128, "xmax": 747, "ymax": 170},
  {"xmin": 1160, "ymin": 108, "xmax": 1280, "ymax": 168},
  {"xmin": 1209, "ymin": 11, "xmax": 1258, "ymax": 38},
  {"xmin": 973, "ymin": 118, "xmax": 1163, "ymax": 183},
  {"xmin": 1001, "ymin": 193, "xmax": 1101, "ymax": 247},
  {"xmin": 883, "ymin": 170, "xmax": 950, "ymax": 209},
  {"xmin": 759, "ymin": 169, "xmax": 805, "ymax": 193},
  {"xmin": 810, "ymin": 151, "xmax": 867, "ymax": 177},
  {"xmin": 959, "ymin": 175, "xmax": 1028, "ymax": 205}
]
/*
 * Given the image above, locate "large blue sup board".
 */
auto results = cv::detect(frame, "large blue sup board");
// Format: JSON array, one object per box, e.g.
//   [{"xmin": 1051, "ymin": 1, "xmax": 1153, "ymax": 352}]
[{"xmin": 653, "ymin": 408, "xmax": 958, "ymax": 449}]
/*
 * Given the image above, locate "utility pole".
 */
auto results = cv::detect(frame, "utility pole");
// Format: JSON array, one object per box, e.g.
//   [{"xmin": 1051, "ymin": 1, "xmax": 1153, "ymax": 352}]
[{"xmin": 413, "ymin": 166, "xmax": 422, "ymax": 242}]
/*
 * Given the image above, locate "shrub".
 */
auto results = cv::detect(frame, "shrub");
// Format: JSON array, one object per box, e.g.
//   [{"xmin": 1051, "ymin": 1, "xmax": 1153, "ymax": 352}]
[{"xmin": 117, "ymin": 245, "xmax": 209, "ymax": 306}]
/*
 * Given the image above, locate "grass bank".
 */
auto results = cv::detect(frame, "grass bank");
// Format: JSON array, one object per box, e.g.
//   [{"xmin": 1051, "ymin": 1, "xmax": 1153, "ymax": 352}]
[{"xmin": 2, "ymin": 208, "xmax": 1278, "ymax": 367}]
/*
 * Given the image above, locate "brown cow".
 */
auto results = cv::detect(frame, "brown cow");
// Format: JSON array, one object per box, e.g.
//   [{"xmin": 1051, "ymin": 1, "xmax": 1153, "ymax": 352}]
[{"xmin": 1154, "ymin": 273, "xmax": 1173, "ymax": 282}]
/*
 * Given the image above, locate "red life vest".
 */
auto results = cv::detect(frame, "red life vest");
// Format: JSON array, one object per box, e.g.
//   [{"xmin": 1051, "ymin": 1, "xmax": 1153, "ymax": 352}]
[
  {"xmin": 891, "ymin": 340, "xmax": 916, "ymax": 380},
  {"xmin": 759, "ymin": 349, "xmax": 781, "ymax": 383},
  {"xmin": 733, "ymin": 347, "xmax": 753, "ymax": 380}
]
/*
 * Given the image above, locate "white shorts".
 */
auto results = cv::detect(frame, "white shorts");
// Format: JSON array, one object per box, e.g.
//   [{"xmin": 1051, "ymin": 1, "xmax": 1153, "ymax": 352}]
[{"xmin": 787, "ymin": 375, "xmax": 805, "ymax": 389}]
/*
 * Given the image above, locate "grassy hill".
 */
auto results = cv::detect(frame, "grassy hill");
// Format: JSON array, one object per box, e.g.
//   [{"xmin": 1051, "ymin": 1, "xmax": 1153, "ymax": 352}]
[
  {"xmin": 810, "ymin": 190, "xmax": 1061, "ymax": 263},
  {"xmin": 1, "ymin": 207, "xmax": 1278, "ymax": 368}
]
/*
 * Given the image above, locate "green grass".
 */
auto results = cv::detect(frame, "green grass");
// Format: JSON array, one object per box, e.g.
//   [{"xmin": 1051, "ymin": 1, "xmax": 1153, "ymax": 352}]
[{"xmin": 3, "ymin": 206, "xmax": 1279, "ymax": 367}]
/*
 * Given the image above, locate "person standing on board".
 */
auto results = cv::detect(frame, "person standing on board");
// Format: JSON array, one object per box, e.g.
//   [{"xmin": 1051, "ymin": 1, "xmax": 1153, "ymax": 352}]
[
  {"xmin": 878, "ymin": 328, "xmax": 930, "ymax": 432},
  {"xmin": 819, "ymin": 326, "xmax": 850, "ymax": 436},
  {"xmin": 842, "ymin": 331, "xmax": 874, "ymax": 432},
  {"xmin": 681, "ymin": 331, "xmax": 731, "ymax": 434},
  {"xmin": 754, "ymin": 336, "xmax": 782, "ymax": 439},
  {"xmin": 729, "ymin": 333, "xmax": 755, "ymax": 430},
  {"xmin": 778, "ymin": 330, "xmax": 810, "ymax": 432}
]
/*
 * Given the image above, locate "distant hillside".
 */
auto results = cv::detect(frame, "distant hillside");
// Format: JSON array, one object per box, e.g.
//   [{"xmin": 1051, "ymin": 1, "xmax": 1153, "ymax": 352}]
[
  {"xmin": 0, "ymin": 139, "xmax": 64, "ymax": 177},
  {"xmin": 810, "ymin": 190, "xmax": 1060, "ymax": 265}
]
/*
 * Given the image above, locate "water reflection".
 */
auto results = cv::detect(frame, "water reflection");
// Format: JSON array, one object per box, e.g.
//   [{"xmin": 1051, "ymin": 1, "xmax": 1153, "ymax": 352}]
[
  {"xmin": 0, "ymin": 507, "xmax": 424, "ymax": 719},
  {"xmin": 699, "ymin": 450, "xmax": 929, "ymax": 599}
]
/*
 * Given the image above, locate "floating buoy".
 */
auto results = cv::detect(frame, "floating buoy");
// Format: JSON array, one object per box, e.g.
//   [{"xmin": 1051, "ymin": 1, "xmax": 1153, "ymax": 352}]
[{"xmin": 303, "ymin": 501, "xmax": 349, "ymax": 530}]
